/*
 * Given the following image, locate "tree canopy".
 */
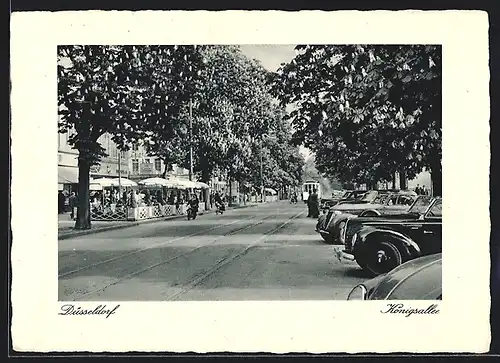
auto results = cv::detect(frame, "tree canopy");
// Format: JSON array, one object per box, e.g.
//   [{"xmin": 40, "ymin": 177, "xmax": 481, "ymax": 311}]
[
  {"xmin": 271, "ymin": 45, "xmax": 442, "ymax": 194},
  {"xmin": 58, "ymin": 45, "xmax": 306, "ymax": 228}
]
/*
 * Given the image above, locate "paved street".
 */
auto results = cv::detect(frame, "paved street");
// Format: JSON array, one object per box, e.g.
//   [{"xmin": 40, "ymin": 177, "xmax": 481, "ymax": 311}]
[{"xmin": 58, "ymin": 201, "xmax": 371, "ymax": 301}]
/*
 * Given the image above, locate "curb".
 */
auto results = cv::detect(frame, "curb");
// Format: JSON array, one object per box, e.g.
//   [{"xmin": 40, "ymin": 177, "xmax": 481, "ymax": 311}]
[{"xmin": 58, "ymin": 203, "xmax": 259, "ymax": 240}]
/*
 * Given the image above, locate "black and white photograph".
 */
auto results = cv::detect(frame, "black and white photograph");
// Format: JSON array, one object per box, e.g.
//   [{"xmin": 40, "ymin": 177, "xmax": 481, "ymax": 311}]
[
  {"xmin": 57, "ymin": 43, "xmax": 443, "ymax": 301},
  {"xmin": 11, "ymin": 10, "xmax": 490, "ymax": 353}
]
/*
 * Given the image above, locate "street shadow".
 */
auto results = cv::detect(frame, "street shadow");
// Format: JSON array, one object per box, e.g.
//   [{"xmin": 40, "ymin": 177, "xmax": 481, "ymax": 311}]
[
  {"xmin": 58, "ymin": 239, "xmax": 370, "ymax": 300},
  {"xmin": 343, "ymin": 266, "xmax": 374, "ymax": 279},
  {"xmin": 65, "ymin": 216, "xmax": 314, "ymax": 239}
]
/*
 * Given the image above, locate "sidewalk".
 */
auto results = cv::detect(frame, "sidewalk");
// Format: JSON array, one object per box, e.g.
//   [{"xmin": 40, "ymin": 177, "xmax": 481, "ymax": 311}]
[{"xmin": 58, "ymin": 202, "xmax": 260, "ymax": 240}]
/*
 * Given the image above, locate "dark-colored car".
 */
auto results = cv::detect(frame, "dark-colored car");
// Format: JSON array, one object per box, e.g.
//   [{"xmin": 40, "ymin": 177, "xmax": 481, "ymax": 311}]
[
  {"xmin": 318, "ymin": 191, "xmax": 418, "ymax": 245},
  {"xmin": 347, "ymin": 253, "xmax": 442, "ymax": 300},
  {"xmin": 317, "ymin": 191, "xmax": 414, "ymax": 243},
  {"xmin": 340, "ymin": 196, "xmax": 442, "ymax": 276},
  {"xmin": 318, "ymin": 191, "xmax": 417, "ymax": 244},
  {"xmin": 318, "ymin": 190, "xmax": 376, "ymax": 227}
]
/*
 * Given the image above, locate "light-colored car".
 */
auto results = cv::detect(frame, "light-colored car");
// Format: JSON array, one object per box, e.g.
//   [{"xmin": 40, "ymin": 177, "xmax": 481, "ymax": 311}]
[{"xmin": 347, "ymin": 253, "xmax": 442, "ymax": 300}]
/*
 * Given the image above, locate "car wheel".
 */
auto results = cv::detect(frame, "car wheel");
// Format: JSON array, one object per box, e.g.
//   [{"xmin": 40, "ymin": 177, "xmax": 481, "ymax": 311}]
[
  {"xmin": 365, "ymin": 241, "xmax": 402, "ymax": 276},
  {"xmin": 355, "ymin": 255, "xmax": 367, "ymax": 269},
  {"xmin": 320, "ymin": 233, "xmax": 334, "ymax": 244}
]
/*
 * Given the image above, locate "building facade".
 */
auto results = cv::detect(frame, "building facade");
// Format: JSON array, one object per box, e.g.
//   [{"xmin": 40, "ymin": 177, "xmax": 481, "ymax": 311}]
[
  {"xmin": 128, "ymin": 143, "xmax": 190, "ymax": 181},
  {"xmin": 58, "ymin": 128, "xmax": 130, "ymax": 191}
]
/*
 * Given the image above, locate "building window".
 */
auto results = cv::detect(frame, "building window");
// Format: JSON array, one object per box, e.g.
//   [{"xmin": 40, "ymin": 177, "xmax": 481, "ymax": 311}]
[
  {"xmin": 132, "ymin": 159, "xmax": 139, "ymax": 174},
  {"xmin": 155, "ymin": 158, "xmax": 162, "ymax": 172}
]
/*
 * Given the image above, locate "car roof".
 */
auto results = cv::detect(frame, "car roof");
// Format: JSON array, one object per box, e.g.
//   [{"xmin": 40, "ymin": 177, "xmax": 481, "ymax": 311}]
[{"xmin": 368, "ymin": 254, "xmax": 442, "ymax": 300}]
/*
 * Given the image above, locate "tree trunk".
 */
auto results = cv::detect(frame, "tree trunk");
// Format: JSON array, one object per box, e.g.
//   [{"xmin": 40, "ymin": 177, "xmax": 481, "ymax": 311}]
[
  {"xmin": 161, "ymin": 160, "xmax": 170, "ymax": 179},
  {"xmin": 75, "ymin": 157, "xmax": 91, "ymax": 230},
  {"xmin": 399, "ymin": 169, "xmax": 407, "ymax": 190},
  {"xmin": 201, "ymin": 167, "xmax": 210, "ymax": 210},
  {"xmin": 430, "ymin": 164, "xmax": 442, "ymax": 197},
  {"xmin": 228, "ymin": 177, "xmax": 233, "ymax": 206},
  {"xmin": 392, "ymin": 172, "xmax": 396, "ymax": 189}
]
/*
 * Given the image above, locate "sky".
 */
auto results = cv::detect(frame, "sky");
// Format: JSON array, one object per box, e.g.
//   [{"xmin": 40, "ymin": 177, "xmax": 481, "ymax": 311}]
[
  {"xmin": 238, "ymin": 45, "xmax": 312, "ymax": 161},
  {"xmin": 238, "ymin": 44, "xmax": 297, "ymax": 72}
]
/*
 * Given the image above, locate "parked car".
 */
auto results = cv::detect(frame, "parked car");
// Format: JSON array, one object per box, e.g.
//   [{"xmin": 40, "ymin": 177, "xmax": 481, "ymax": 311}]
[
  {"xmin": 340, "ymin": 196, "xmax": 442, "ymax": 276},
  {"xmin": 347, "ymin": 253, "xmax": 442, "ymax": 300},
  {"xmin": 316, "ymin": 190, "xmax": 377, "ymax": 244},
  {"xmin": 318, "ymin": 191, "xmax": 418, "ymax": 245}
]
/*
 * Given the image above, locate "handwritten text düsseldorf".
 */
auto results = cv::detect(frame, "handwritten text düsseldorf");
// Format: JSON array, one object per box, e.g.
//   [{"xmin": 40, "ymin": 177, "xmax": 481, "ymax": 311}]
[{"xmin": 59, "ymin": 304, "xmax": 120, "ymax": 318}]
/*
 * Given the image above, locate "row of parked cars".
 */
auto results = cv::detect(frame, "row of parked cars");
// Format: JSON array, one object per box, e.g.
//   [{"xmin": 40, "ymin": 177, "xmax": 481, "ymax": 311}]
[{"xmin": 316, "ymin": 189, "xmax": 442, "ymax": 300}]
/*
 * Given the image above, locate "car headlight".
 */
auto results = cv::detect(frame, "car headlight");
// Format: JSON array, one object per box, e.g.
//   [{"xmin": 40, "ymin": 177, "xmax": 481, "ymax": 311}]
[
  {"xmin": 351, "ymin": 233, "xmax": 357, "ymax": 245},
  {"xmin": 347, "ymin": 284, "xmax": 367, "ymax": 300}
]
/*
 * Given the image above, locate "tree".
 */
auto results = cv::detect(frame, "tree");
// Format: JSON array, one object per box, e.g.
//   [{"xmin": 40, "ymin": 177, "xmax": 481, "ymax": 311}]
[
  {"xmin": 271, "ymin": 45, "xmax": 442, "ymax": 195},
  {"xmin": 136, "ymin": 46, "xmax": 208, "ymax": 178},
  {"xmin": 189, "ymin": 46, "xmax": 277, "ymax": 185},
  {"xmin": 58, "ymin": 45, "xmax": 153, "ymax": 229}
]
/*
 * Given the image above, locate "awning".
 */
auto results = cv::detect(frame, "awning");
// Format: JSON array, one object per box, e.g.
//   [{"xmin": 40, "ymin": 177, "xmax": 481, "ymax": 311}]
[
  {"xmin": 175, "ymin": 179, "xmax": 199, "ymax": 189},
  {"xmin": 138, "ymin": 177, "xmax": 183, "ymax": 188},
  {"xmin": 264, "ymin": 187, "xmax": 277, "ymax": 195},
  {"xmin": 196, "ymin": 181, "xmax": 210, "ymax": 189},
  {"xmin": 58, "ymin": 166, "xmax": 78, "ymax": 184},
  {"xmin": 111, "ymin": 177, "xmax": 138, "ymax": 187},
  {"xmin": 90, "ymin": 177, "xmax": 119, "ymax": 187}
]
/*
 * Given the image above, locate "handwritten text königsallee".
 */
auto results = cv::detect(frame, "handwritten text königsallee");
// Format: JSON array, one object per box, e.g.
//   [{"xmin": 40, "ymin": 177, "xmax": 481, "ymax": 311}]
[
  {"xmin": 59, "ymin": 304, "xmax": 120, "ymax": 318},
  {"xmin": 380, "ymin": 303, "xmax": 440, "ymax": 317}
]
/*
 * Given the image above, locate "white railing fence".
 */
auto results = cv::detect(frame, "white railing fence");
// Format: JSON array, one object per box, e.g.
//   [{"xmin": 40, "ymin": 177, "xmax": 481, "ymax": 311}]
[{"xmin": 91, "ymin": 203, "xmax": 198, "ymax": 222}]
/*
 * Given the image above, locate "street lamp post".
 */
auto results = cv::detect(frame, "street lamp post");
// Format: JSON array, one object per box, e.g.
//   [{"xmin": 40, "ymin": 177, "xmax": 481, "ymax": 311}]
[
  {"xmin": 260, "ymin": 142, "xmax": 264, "ymax": 203},
  {"xmin": 118, "ymin": 149, "xmax": 122, "ymax": 196},
  {"xmin": 189, "ymin": 98, "xmax": 194, "ymax": 182}
]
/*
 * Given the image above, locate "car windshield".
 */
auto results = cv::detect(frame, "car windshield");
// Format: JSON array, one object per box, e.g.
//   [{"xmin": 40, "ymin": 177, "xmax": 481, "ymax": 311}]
[
  {"xmin": 408, "ymin": 195, "xmax": 433, "ymax": 214},
  {"xmin": 426, "ymin": 198, "xmax": 442, "ymax": 217},
  {"xmin": 361, "ymin": 191, "xmax": 378, "ymax": 201},
  {"xmin": 373, "ymin": 194, "xmax": 391, "ymax": 204}
]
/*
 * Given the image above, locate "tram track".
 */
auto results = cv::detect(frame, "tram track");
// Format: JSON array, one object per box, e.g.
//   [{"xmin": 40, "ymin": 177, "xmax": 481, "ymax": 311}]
[
  {"xmin": 164, "ymin": 209, "xmax": 305, "ymax": 301},
  {"xmin": 59, "ymin": 213, "xmax": 261, "ymax": 279},
  {"xmin": 68, "ymin": 211, "xmax": 284, "ymax": 301}
]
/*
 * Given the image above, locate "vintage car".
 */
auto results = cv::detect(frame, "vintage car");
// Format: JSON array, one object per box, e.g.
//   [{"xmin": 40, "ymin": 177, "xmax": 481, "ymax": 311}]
[
  {"xmin": 316, "ymin": 190, "xmax": 377, "ymax": 243},
  {"xmin": 318, "ymin": 191, "xmax": 418, "ymax": 245},
  {"xmin": 340, "ymin": 196, "xmax": 442, "ymax": 276},
  {"xmin": 347, "ymin": 253, "xmax": 442, "ymax": 300}
]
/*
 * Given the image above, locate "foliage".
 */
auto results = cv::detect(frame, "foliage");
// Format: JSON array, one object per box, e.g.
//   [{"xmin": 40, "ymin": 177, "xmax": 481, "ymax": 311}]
[
  {"xmin": 271, "ymin": 45, "xmax": 442, "ymax": 188},
  {"xmin": 135, "ymin": 45, "xmax": 207, "ymax": 175},
  {"xmin": 58, "ymin": 44, "xmax": 311, "ymax": 229},
  {"xmin": 58, "ymin": 45, "xmax": 152, "ymax": 164}
]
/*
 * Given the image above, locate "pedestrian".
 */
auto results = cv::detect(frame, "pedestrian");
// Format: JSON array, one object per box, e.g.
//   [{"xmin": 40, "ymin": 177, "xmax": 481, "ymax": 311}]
[
  {"xmin": 306, "ymin": 192, "xmax": 312, "ymax": 217},
  {"xmin": 175, "ymin": 194, "xmax": 182, "ymax": 214},
  {"xmin": 131, "ymin": 190, "xmax": 138, "ymax": 208},
  {"xmin": 209, "ymin": 192, "xmax": 214, "ymax": 209},
  {"xmin": 415, "ymin": 184, "xmax": 421, "ymax": 195},
  {"xmin": 58, "ymin": 191, "xmax": 65, "ymax": 214},
  {"xmin": 188, "ymin": 193, "xmax": 200, "ymax": 215},
  {"xmin": 422, "ymin": 186, "xmax": 428, "ymax": 196},
  {"xmin": 68, "ymin": 192, "xmax": 77, "ymax": 220},
  {"xmin": 309, "ymin": 189, "xmax": 320, "ymax": 218}
]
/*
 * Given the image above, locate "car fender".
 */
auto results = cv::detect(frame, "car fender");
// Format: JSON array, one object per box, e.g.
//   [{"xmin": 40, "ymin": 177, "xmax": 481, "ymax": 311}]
[
  {"xmin": 359, "ymin": 209, "xmax": 381, "ymax": 217},
  {"xmin": 327, "ymin": 213, "xmax": 354, "ymax": 234},
  {"xmin": 326, "ymin": 213, "xmax": 345, "ymax": 229},
  {"xmin": 356, "ymin": 228, "xmax": 421, "ymax": 259}
]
